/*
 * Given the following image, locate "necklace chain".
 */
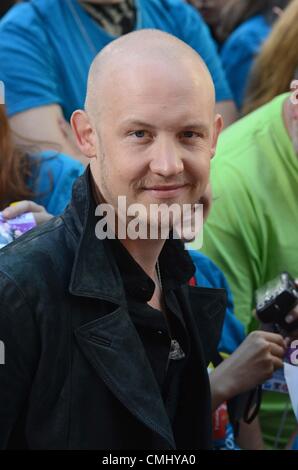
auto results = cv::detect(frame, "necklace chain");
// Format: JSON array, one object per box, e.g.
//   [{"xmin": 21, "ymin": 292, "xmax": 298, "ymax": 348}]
[
  {"xmin": 156, "ymin": 261, "xmax": 181, "ymax": 355},
  {"xmin": 156, "ymin": 259, "xmax": 162, "ymax": 291}
]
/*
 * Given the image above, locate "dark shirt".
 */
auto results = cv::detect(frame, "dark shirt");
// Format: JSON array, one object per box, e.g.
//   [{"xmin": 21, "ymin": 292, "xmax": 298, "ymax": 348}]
[{"xmin": 107, "ymin": 235, "xmax": 195, "ymax": 430}]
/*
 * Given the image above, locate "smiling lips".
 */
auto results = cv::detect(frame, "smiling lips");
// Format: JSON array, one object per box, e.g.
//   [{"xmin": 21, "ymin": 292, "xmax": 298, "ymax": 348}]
[{"xmin": 143, "ymin": 184, "xmax": 188, "ymax": 199}]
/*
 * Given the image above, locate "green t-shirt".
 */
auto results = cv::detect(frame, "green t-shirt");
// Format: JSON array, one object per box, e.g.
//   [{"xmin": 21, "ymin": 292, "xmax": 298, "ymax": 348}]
[{"xmin": 201, "ymin": 93, "xmax": 298, "ymax": 449}]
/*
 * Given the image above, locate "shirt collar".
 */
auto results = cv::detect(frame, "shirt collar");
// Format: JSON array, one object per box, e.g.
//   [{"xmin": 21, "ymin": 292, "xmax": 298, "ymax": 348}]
[{"xmin": 107, "ymin": 234, "xmax": 195, "ymax": 302}]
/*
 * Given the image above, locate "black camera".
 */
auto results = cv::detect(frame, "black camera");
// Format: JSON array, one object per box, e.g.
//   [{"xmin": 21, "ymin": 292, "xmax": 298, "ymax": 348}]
[{"xmin": 255, "ymin": 272, "xmax": 298, "ymax": 332}]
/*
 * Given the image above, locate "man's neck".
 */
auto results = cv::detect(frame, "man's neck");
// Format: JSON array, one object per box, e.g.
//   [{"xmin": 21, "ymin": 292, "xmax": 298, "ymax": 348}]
[{"xmin": 120, "ymin": 237, "xmax": 166, "ymax": 281}]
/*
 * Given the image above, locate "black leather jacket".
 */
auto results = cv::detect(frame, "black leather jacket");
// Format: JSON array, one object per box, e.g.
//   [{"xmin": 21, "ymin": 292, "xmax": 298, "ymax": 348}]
[{"xmin": 0, "ymin": 169, "xmax": 226, "ymax": 449}]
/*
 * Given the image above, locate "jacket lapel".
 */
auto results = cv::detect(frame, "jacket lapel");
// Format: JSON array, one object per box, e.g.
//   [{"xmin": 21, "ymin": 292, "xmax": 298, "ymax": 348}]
[
  {"xmin": 187, "ymin": 285, "xmax": 226, "ymax": 364},
  {"xmin": 74, "ymin": 304, "xmax": 176, "ymax": 449}
]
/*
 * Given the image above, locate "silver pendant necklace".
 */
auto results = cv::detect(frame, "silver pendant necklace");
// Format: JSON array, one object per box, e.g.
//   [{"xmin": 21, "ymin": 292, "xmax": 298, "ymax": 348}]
[{"xmin": 156, "ymin": 259, "xmax": 186, "ymax": 362}]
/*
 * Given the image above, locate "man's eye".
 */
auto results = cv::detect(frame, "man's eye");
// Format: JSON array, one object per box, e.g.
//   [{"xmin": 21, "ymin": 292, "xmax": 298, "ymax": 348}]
[
  {"xmin": 133, "ymin": 130, "xmax": 146, "ymax": 138},
  {"xmin": 127, "ymin": 130, "xmax": 152, "ymax": 142},
  {"xmin": 181, "ymin": 131, "xmax": 199, "ymax": 138}
]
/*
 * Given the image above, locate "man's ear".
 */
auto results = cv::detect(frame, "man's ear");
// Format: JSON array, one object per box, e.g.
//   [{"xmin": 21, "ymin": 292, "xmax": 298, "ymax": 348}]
[
  {"xmin": 71, "ymin": 110, "xmax": 97, "ymax": 159},
  {"xmin": 210, "ymin": 113, "xmax": 224, "ymax": 158}
]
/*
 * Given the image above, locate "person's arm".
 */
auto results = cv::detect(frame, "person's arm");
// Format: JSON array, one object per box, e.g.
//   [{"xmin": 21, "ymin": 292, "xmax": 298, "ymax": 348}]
[
  {"xmin": 0, "ymin": 3, "xmax": 87, "ymax": 164},
  {"xmin": 236, "ymin": 418, "xmax": 265, "ymax": 450},
  {"xmin": 10, "ymin": 105, "xmax": 88, "ymax": 165},
  {"xmin": 209, "ymin": 331, "xmax": 286, "ymax": 411}
]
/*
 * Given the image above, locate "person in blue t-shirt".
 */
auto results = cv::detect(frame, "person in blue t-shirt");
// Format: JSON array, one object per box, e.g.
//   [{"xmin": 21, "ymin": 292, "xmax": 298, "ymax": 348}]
[
  {"xmin": 0, "ymin": 0, "xmax": 236, "ymax": 164},
  {"xmin": 218, "ymin": 0, "xmax": 290, "ymax": 109},
  {"xmin": 0, "ymin": 104, "xmax": 84, "ymax": 223},
  {"xmin": 190, "ymin": 250, "xmax": 245, "ymax": 355},
  {"xmin": 220, "ymin": 14, "xmax": 271, "ymax": 109}
]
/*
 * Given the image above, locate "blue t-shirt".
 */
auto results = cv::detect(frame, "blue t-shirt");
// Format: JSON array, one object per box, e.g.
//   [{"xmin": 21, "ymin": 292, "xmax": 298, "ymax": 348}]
[
  {"xmin": 0, "ymin": 0, "xmax": 232, "ymax": 120},
  {"xmin": 29, "ymin": 151, "xmax": 84, "ymax": 215},
  {"xmin": 220, "ymin": 14, "xmax": 270, "ymax": 109},
  {"xmin": 189, "ymin": 250, "xmax": 245, "ymax": 354}
]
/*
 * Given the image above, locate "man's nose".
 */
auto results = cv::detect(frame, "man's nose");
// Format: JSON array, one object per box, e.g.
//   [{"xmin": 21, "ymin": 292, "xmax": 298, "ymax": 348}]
[{"xmin": 149, "ymin": 136, "xmax": 184, "ymax": 177}]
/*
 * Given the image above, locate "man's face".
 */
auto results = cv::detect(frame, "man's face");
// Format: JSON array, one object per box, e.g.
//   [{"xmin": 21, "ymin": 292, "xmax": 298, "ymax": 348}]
[{"xmin": 90, "ymin": 60, "xmax": 219, "ymax": 230}]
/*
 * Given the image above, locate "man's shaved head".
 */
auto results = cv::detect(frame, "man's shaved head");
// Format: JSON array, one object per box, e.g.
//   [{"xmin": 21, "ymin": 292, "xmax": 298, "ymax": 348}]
[
  {"xmin": 85, "ymin": 29, "xmax": 215, "ymax": 120},
  {"xmin": 71, "ymin": 28, "xmax": 223, "ymax": 233}
]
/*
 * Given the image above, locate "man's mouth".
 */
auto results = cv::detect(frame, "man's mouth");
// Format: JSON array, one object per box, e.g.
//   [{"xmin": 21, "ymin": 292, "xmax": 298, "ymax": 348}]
[{"xmin": 142, "ymin": 184, "xmax": 188, "ymax": 199}]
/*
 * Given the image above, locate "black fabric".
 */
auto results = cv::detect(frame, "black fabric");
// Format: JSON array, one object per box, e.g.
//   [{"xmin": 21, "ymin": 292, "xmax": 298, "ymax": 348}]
[
  {"xmin": 79, "ymin": 0, "xmax": 136, "ymax": 36},
  {"xmin": 0, "ymin": 0, "xmax": 15, "ymax": 19},
  {"xmin": 0, "ymin": 167, "xmax": 226, "ymax": 449}
]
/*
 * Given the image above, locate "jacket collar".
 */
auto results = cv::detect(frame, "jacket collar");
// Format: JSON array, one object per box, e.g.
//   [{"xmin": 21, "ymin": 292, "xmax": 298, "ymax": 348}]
[{"xmin": 66, "ymin": 167, "xmax": 125, "ymax": 304}]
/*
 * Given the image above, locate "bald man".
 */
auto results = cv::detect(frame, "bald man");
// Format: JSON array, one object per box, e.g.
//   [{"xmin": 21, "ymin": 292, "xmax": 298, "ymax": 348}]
[{"xmin": 0, "ymin": 30, "xmax": 225, "ymax": 450}]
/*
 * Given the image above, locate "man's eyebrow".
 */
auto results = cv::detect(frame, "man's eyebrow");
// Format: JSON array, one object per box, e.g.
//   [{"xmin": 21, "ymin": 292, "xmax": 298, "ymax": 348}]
[
  {"xmin": 120, "ymin": 119, "xmax": 156, "ymax": 129},
  {"xmin": 180, "ymin": 123, "xmax": 209, "ymax": 134},
  {"xmin": 120, "ymin": 119, "xmax": 210, "ymax": 135}
]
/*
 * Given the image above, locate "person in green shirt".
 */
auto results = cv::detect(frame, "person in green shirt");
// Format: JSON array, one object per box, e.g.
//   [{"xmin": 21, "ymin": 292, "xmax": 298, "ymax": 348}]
[{"xmin": 201, "ymin": 92, "xmax": 298, "ymax": 449}]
